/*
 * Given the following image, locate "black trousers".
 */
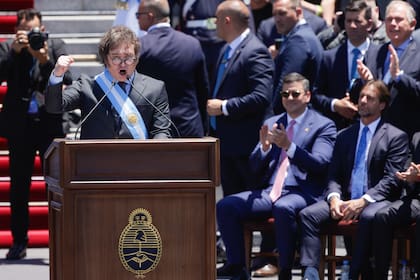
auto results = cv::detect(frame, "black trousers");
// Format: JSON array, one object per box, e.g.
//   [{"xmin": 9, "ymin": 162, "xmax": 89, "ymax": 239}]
[{"xmin": 8, "ymin": 117, "xmax": 60, "ymax": 244}]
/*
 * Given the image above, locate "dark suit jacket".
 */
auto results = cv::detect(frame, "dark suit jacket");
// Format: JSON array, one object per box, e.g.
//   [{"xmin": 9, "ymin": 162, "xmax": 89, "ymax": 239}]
[
  {"xmin": 137, "ymin": 26, "xmax": 209, "ymax": 137},
  {"xmin": 0, "ymin": 38, "xmax": 69, "ymax": 141},
  {"xmin": 257, "ymin": 9, "xmax": 327, "ymax": 47},
  {"xmin": 311, "ymin": 41, "xmax": 380, "ymax": 129},
  {"xmin": 45, "ymin": 72, "xmax": 171, "ymax": 139},
  {"xmin": 371, "ymin": 40, "xmax": 420, "ymax": 138},
  {"xmin": 325, "ymin": 120, "xmax": 409, "ymax": 202},
  {"xmin": 272, "ymin": 22, "xmax": 323, "ymax": 114},
  {"xmin": 212, "ymin": 32, "xmax": 274, "ymax": 157},
  {"xmin": 249, "ymin": 109, "xmax": 337, "ymax": 202}
]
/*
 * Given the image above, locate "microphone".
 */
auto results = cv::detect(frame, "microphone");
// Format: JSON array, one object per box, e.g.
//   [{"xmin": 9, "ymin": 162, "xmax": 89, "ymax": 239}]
[
  {"xmin": 127, "ymin": 77, "xmax": 180, "ymax": 138},
  {"xmin": 73, "ymin": 81, "xmax": 117, "ymax": 140}
]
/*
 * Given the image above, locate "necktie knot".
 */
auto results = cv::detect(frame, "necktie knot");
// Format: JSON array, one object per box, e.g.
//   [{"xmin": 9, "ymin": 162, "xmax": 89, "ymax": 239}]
[
  {"xmin": 118, "ymin": 82, "xmax": 127, "ymax": 93},
  {"xmin": 287, "ymin": 120, "xmax": 296, "ymax": 140},
  {"xmin": 352, "ymin": 48, "xmax": 361, "ymax": 57},
  {"xmin": 221, "ymin": 46, "xmax": 231, "ymax": 64}
]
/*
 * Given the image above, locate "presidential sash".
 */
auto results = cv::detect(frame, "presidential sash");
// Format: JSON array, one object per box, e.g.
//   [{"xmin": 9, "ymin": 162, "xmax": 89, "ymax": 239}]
[{"xmin": 95, "ymin": 70, "xmax": 148, "ymax": 139}]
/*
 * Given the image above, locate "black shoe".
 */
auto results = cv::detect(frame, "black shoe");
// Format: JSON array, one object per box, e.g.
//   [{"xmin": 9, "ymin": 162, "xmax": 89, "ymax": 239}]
[
  {"xmin": 217, "ymin": 263, "xmax": 250, "ymax": 280},
  {"xmin": 6, "ymin": 242, "xmax": 27, "ymax": 260},
  {"xmin": 278, "ymin": 268, "xmax": 292, "ymax": 280}
]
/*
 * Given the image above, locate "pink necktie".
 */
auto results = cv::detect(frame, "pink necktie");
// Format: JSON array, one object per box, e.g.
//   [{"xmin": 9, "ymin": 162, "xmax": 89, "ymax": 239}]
[{"xmin": 269, "ymin": 120, "xmax": 296, "ymax": 202}]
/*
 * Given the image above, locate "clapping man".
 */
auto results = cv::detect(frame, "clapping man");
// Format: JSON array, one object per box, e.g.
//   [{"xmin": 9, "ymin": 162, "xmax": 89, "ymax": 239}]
[{"xmin": 217, "ymin": 73, "xmax": 336, "ymax": 280}]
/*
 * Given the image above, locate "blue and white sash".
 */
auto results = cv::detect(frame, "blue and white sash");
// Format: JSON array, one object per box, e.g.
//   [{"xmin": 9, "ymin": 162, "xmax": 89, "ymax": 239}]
[{"xmin": 95, "ymin": 70, "xmax": 148, "ymax": 139}]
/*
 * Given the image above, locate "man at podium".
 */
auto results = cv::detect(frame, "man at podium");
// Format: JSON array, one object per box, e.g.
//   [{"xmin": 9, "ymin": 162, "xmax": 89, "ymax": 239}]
[{"xmin": 45, "ymin": 26, "xmax": 172, "ymax": 139}]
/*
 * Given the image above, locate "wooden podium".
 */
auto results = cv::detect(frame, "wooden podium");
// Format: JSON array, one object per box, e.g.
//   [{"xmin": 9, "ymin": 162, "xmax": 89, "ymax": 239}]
[{"xmin": 44, "ymin": 138, "xmax": 220, "ymax": 280}]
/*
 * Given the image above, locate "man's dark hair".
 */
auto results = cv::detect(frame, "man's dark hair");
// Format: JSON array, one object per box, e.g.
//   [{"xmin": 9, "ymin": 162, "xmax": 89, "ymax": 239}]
[
  {"xmin": 346, "ymin": 0, "xmax": 372, "ymax": 21},
  {"xmin": 98, "ymin": 25, "xmax": 141, "ymax": 65},
  {"xmin": 16, "ymin": 8, "xmax": 42, "ymax": 26},
  {"xmin": 364, "ymin": 79, "xmax": 391, "ymax": 109}
]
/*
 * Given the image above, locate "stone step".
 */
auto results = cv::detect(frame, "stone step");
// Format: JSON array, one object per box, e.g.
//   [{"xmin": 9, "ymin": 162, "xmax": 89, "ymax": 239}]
[
  {"xmin": 35, "ymin": 0, "xmax": 116, "ymax": 12},
  {"xmin": 42, "ymin": 13, "xmax": 115, "ymax": 34}
]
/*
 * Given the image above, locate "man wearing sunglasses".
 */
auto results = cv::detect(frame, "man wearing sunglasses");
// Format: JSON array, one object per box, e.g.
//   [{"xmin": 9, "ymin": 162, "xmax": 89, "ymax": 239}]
[{"xmin": 217, "ymin": 72, "xmax": 336, "ymax": 280}]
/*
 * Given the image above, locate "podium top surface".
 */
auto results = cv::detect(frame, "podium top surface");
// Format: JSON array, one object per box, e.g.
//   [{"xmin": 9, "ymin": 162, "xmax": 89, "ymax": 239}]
[{"xmin": 44, "ymin": 137, "xmax": 220, "ymax": 188}]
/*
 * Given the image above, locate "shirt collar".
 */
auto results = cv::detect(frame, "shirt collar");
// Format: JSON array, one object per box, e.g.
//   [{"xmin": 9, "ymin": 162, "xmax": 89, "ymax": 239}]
[
  {"xmin": 347, "ymin": 38, "xmax": 370, "ymax": 56},
  {"xmin": 227, "ymin": 28, "xmax": 250, "ymax": 58},
  {"xmin": 391, "ymin": 36, "xmax": 412, "ymax": 52},
  {"xmin": 359, "ymin": 117, "xmax": 381, "ymax": 136},
  {"xmin": 147, "ymin": 22, "xmax": 171, "ymax": 33},
  {"xmin": 287, "ymin": 107, "xmax": 308, "ymax": 126}
]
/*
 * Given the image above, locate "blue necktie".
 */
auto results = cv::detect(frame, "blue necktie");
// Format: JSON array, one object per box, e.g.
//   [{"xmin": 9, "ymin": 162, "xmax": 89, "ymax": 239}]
[
  {"xmin": 351, "ymin": 126, "xmax": 369, "ymax": 199},
  {"xmin": 118, "ymin": 82, "xmax": 127, "ymax": 93},
  {"xmin": 349, "ymin": 48, "xmax": 361, "ymax": 88},
  {"xmin": 210, "ymin": 46, "xmax": 231, "ymax": 130}
]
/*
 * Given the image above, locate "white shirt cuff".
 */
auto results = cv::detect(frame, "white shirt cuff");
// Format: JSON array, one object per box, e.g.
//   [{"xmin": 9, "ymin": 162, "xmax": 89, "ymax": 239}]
[{"xmin": 221, "ymin": 100, "xmax": 229, "ymax": 116}]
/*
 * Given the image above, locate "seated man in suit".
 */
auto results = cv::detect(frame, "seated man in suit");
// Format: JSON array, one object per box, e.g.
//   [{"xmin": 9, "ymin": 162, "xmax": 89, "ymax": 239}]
[
  {"xmin": 217, "ymin": 72, "xmax": 337, "ymax": 280},
  {"xmin": 373, "ymin": 132, "xmax": 420, "ymax": 279},
  {"xmin": 299, "ymin": 80, "xmax": 409, "ymax": 280},
  {"xmin": 45, "ymin": 25, "xmax": 172, "ymax": 139}
]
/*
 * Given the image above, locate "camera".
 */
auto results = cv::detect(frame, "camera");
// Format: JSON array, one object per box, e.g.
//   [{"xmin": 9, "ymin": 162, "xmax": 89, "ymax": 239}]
[{"xmin": 27, "ymin": 27, "xmax": 48, "ymax": 50}]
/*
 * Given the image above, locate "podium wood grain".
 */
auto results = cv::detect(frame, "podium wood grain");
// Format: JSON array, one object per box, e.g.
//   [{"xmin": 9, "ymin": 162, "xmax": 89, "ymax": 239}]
[{"xmin": 44, "ymin": 138, "xmax": 220, "ymax": 280}]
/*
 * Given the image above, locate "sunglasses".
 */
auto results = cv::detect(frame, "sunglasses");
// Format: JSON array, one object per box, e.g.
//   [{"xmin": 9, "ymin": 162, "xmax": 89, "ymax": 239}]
[{"xmin": 280, "ymin": 90, "xmax": 302, "ymax": 98}]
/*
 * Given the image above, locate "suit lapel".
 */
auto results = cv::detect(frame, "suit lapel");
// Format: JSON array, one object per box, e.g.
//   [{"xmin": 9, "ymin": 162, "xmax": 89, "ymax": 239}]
[
  {"xmin": 377, "ymin": 43, "xmax": 390, "ymax": 80},
  {"xmin": 128, "ymin": 74, "xmax": 146, "ymax": 104},
  {"xmin": 293, "ymin": 109, "xmax": 313, "ymax": 148},
  {"xmin": 221, "ymin": 33, "xmax": 251, "ymax": 83},
  {"xmin": 338, "ymin": 43, "xmax": 350, "ymax": 87},
  {"xmin": 398, "ymin": 39, "xmax": 416, "ymax": 71},
  {"xmin": 367, "ymin": 121, "xmax": 385, "ymax": 167}
]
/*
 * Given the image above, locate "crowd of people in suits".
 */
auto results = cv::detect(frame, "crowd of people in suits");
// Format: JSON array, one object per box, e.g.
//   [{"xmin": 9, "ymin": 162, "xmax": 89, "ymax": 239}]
[{"xmin": 2, "ymin": 0, "xmax": 420, "ymax": 279}]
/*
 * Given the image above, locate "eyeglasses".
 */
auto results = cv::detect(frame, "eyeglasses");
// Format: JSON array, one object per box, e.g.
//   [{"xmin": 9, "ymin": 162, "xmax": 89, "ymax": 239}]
[
  {"xmin": 135, "ymin": 11, "xmax": 149, "ymax": 19},
  {"xmin": 109, "ymin": 56, "xmax": 137, "ymax": 66},
  {"xmin": 280, "ymin": 90, "xmax": 303, "ymax": 98}
]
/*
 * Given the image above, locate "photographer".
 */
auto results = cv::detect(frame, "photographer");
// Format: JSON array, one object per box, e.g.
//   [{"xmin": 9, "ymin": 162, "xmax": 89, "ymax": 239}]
[{"xmin": 0, "ymin": 8, "xmax": 71, "ymax": 260}]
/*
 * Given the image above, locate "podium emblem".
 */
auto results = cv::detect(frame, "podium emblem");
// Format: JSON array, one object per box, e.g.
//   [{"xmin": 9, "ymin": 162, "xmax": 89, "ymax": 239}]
[{"xmin": 119, "ymin": 208, "xmax": 162, "ymax": 278}]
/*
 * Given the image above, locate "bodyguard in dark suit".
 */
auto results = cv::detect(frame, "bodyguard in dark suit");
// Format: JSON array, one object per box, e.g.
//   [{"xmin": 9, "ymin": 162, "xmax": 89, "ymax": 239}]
[
  {"xmin": 311, "ymin": 0, "xmax": 379, "ymax": 130},
  {"xmin": 217, "ymin": 73, "xmax": 336, "ymax": 280},
  {"xmin": 0, "ymin": 9, "xmax": 70, "ymax": 260},
  {"xmin": 358, "ymin": 1, "xmax": 420, "ymax": 139},
  {"xmin": 373, "ymin": 132, "xmax": 420, "ymax": 280},
  {"xmin": 136, "ymin": 0, "xmax": 209, "ymax": 137},
  {"xmin": 257, "ymin": 8, "xmax": 327, "ymax": 48},
  {"xmin": 270, "ymin": 0, "xmax": 323, "ymax": 115},
  {"xmin": 46, "ymin": 26, "xmax": 171, "ymax": 139},
  {"xmin": 207, "ymin": 0, "xmax": 274, "ymax": 196},
  {"xmin": 299, "ymin": 80, "xmax": 409, "ymax": 280}
]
